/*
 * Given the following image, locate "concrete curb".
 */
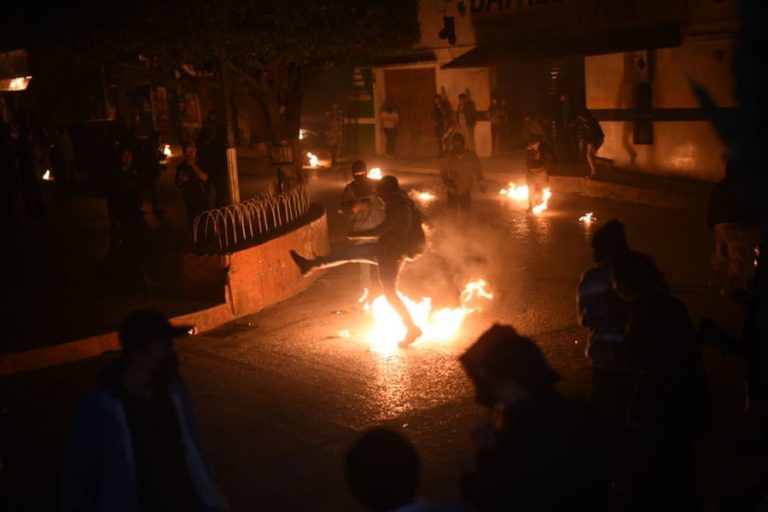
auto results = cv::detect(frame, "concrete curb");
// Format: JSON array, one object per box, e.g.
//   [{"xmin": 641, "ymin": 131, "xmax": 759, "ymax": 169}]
[
  {"xmin": 394, "ymin": 165, "xmax": 708, "ymax": 211},
  {"xmin": 0, "ymin": 304, "xmax": 234, "ymax": 377}
]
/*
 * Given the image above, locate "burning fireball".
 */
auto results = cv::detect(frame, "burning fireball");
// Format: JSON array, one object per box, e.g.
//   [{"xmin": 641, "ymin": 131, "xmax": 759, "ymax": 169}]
[
  {"xmin": 579, "ymin": 212, "xmax": 595, "ymax": 224},
  {"xmin": 359, "ymin": 279, "xmax": 494, "ymax": 354},
  {"xmin": 367, "ymin": 167, "xmax": 383, "ymax": 180},
  {"xmin": 307, "ymin": 152, "xmax": 319, "ymax": 168},
  {"xmin": 499, "ymin": 182, "xmax": 552, "ymax": 214}
]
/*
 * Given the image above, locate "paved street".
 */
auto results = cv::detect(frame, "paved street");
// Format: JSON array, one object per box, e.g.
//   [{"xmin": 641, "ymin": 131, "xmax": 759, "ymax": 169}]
[{"xmin": 2, "ymin": 169, "xmax": 763, "ymax": 511}]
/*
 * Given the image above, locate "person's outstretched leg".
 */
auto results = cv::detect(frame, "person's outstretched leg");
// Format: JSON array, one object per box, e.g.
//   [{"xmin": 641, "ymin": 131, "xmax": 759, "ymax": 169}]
[
  {"xmin": 378, "ymin": 257, "xmax": 422, "ymax": 347},
  {"xmin": 290, "ymin": 243, "xmax": 379, "ymax": 275}
]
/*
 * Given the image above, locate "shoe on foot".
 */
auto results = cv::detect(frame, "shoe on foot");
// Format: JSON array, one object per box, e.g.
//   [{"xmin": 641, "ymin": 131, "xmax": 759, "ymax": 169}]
[
  {"xmin": 399, "ymin": 326, "xmax": 423, "ymax": 348},
  {"xmin": 289, "ymin": 250, "xmax": 314, "ymax": 276}
]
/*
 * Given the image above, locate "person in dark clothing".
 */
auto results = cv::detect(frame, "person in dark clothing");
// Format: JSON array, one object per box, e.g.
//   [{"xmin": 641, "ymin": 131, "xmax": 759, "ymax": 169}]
[
  {"xmin": 575, "ymin": 110, "xmax": 605, "ymax": 179},
  {"xmin": 340, "ymin": 160, "xmax": 385, "ymax": 293},
  {"xmin": 613, "ymin": 251, "xmax": 709, "ymax": 511},
  {"xmin": 290, "ymin": 175, "xmax": 426, "ymax": 347},
  {"xmin": 175, "ymin": 141, "xmax": 210, "ymax": 228},
  {"xmin": 460, "ymin": 324, "xmax": 611, "ymax": 512},
  {"xmin": 345, "ymin": 428, "xmax": 426, "ymax": 512},
  {"xmin": 61, "ymin": 309, "xmax": 225, "ymax": 512},
  {"xmin": 706, "ymin": 165, "xmax": 760, "ymax": 303},
  {"xmin": 439, "ymin": 132, "xmax": 485, "ymax": 218},
  {"xmin": 108, "ymin": 147, "xmax": 151, "ymax": 285},
  {"xmin": 578, "ymin": 219, "xmax": 632, "ymax": 418},
  {"xmin": 524, "ymin": 134, "xmax": 555, "ymax": 212},
  {"xmin": 432, "ymin": 94, "xmax": 449, "ymax": 158}
]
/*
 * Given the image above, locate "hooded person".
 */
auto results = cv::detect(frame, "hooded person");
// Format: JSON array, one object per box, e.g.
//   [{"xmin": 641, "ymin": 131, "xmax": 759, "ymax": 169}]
[
  {"xmin": 290, "ymin": 175, "xmax": 426, "ymax": 347},
  {"xmin": 577, "ymin": 219, "xmax": 632, "ymax": 417},
  {"xmin": 61, "ymin": 309, "xmax": 225, "ymax": 512},
  {"xmin": 460, "ymin": 324, "xmax": 610, "ymax": 511},
  {"xmin": 340, "ymin": 160, "xmax": 386, "ymax": 232}
]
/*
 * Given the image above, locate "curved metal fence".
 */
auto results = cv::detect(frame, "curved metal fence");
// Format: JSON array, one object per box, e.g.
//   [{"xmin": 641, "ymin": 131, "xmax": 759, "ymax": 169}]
[{"xmin": 192, "ymin": 186, "xmax": 310, "ymax": 252}]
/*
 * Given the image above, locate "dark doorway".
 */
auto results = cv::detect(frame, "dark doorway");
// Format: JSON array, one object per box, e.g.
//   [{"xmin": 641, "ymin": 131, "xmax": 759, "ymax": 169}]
[{"xmin": 383, "ymin": 68, "xmax": 437, "ymax": 157}]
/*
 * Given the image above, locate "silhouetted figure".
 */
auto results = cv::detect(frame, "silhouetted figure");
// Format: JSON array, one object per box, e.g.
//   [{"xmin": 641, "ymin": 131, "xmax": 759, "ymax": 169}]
[
  {"xmin": 340, "ymin": 160, "xmax": 386, "ymax": 293},
  {"xmin": 61, "ymin": 309, "xmax": 225, "ymax": 512},
  {"xmin": 345, "ymin": 428, "xmax": 429, "ymax": 512},
  {"xmin": 440, "ymin": 132, "xmax": 485, "ymax": 218},
  {"xmin": 488, "ymin": 97, "xmax": 506, "ymax": 157},
  {"xmin": 326, "ymin": 102, "xmax": 344, "ymax": 167},
  {"xmin": 613, "ymin": 251, "xmax": 709, "ymax": 511},
  {"xmin": 108, "ymin": 146, "xmax": 154, "ymax": 286},
  {"xmin": 459, "ymin": 325, "xmax": 610, "ymax": 511},
  {"xmin": 432, "ymin": 94, "xmax": 449, "ymax": 157},
  {"xmin": 290, "ymin": 175, "xmax": 426, "ymax": 346},
  {"xmin": 575, "ymin": 110, "xmax": 604, "ymax": 179},
  {"xmin": 17, "ymin": 123, "xmax": 44, "ymax": 218},
  {"xmin": 706, "ymin": 164, "xmax": 760, "ymax": 304},
  {"xmin": 456, "ymin": 92, "xmax": 477, "ymax": 151},
  {"xmin": 578, "ymin": 219, "xmax": 632, "ymax": 418},
  {"xmin": 175, "ymin": 142, "xmax": 210, "ymax": 228},
  {"xmin": 524, "ymin": 134, "xmax": 555, "ymax": 212}
]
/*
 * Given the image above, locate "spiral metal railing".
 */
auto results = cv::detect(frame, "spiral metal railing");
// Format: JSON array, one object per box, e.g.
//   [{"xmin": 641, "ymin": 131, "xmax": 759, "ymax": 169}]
[{"xmin": 192, "ymin": 186, "xmax": 310, "ymax": 252}]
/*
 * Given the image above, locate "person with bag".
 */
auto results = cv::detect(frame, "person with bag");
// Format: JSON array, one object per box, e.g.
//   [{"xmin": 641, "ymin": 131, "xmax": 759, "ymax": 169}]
[{"xmin": 290, "ymin": 175, "xmax": 426, "ymax": 347}]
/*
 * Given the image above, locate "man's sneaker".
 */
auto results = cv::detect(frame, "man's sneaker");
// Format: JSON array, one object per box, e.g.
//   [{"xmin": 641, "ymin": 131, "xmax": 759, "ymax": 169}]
[
  {"xmin": 399, "ymin": 326, "xmax": 423, "ymax": 348},
  {"xmin": 289, "ymin": 250, "xmax": 314, "ymax": 276}
]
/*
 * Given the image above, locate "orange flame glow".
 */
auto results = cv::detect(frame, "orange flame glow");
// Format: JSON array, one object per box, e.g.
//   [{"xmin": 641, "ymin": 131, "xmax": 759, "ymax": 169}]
[
  {"xmin": 360, "ymin": 279, "xmax": 493, "ymax": 354},
  {"xmin": 579, "ymin": 212, "xmax": 595, "ymax": 224},
  {"xmin": 367, "ymin": 167, "xmax": 383, "ymax": 180},
  {"xmin": 499, "ymin": 183, "xmax": 552, "ymax": 214},
  {"xmin": 307, "ymin": 152, "xmax": 319, "ymax": 168},
  {"xmin": 42, "ymin": 170, "xmax": 54, "ymax": 181}
]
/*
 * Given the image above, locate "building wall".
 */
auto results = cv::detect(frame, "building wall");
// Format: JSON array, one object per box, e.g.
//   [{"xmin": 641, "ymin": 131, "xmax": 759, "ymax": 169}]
[
  {"xmin": 370, "ymin": 1, "xmax": 492, "ymax": 158},
  {"xmin": 585, "ymin": 35, "xmax": 734, "ymax": 182}
]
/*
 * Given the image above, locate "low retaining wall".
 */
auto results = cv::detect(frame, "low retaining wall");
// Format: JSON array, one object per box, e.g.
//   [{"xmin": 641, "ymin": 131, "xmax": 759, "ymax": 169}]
[
  {"xmin": 182, "ymin": 207, "xmax": 329, "ymax": 317},
  {"xmin": 0, "ymin": 208, "xmax": 329, "ymax": 376}
]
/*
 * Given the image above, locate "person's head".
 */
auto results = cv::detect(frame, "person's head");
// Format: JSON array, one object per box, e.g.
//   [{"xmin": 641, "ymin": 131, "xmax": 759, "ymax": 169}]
[
  {"xmin": 591, "ymin": 219, "xmax": 629, "ymax": 263},
  {"xmin": 182, "ymin": 141, "xmax": 197, "ymax": 160},
  {"xmin": 458, "ymin": 93, "xmax": 466, "ymax": 103},
  {"xmin": 345, "ymin": 428, "xmax": 420, "ymax": 512},
  {"xmin": 119, "ymin": 310, "xmax": 191, "ymax": 389},
  {"xmin": 376, "ymin": 175, "xmax": 400, "ymax": 200},
  {"xmin": 451, "ymin": 132, "xmax": 466, "ymax": 153},
  {"xmin": 612, "ymin": 251, "xmax": 667, "ymax": 302},
  {"xmin": 462, "ymin": 324, "xmax": 560, "ymax": 407},
  {"xmin": 433, "ymin": 94, "xmax": 442, "ymax": 106},
  {"xmin": 526, "ymin": 134, "xmax": 542, "ymax": 150},
  {"xmin": 351, "ymin": 159, "xmax": 368, "ymax": 179},
  {"xmin": 120, "ymin": 146, "xmax": 133, "ymax": 168}
]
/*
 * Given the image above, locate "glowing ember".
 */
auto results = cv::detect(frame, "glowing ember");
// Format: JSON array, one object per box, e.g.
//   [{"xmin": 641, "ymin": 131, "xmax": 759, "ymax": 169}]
[
  {"xmin": 579, "ymin": 212, "xmax": 595, "ymax": 224},
  {"xmin": 531, "ymin": 188, "xmax": 552, "ymax": 215},
  {"xmin": 163, "ymin": 144, "xmax": 172, "ymax": 157},
  {"xmin": 361, "ymin": 279, "xmax": 493, "ymax": 353},
  {"xmin": 367, "ymin": 167, "xmax": 383, "ymax": 180},
  {"xmin": 0, "ymin": 76, "xmax": 32, "ymax": 92},
  {"xmin": 409, "ymin": 190, "xmax": 436, "ymax": 203},
  {"xmin": 307, "ymin": 152, "xmax": 319, "ymax": 168},
  {"xmin": 499, "ymin": 183, "xmax": 551, "ymax": 214},
  {"xmin": 42, "ymin": 169, "xmax": 54, "ymax": 181}
]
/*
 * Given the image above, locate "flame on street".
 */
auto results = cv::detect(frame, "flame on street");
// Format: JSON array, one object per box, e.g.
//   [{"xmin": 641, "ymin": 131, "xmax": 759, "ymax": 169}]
[
  {"xmin": 579, "ymin": 212, "xmax": 595, "ymax": 224},
  {"xmin": 359, "ymin": 279, "xmax": 494, "ymax": 354},
  {"xmin": 42, "ymin": 169, "xmax": 54, "ymax": 181},
  {"xmin": 409, "ymin": 189, "xmax": 436, "ymax": 204},
  {"xmin": 307, "ymin": 152, "xmax": 319, "ymax": 168},
  {"xmin": 367, "ymin": 167, "xmax": 383, "ymax": 180},
  {"xmin": 499, "ymin": 183, "xmax": 552, "ymax": 214},
  {"xmin": 163, "ymin": 144, "xmax": 172, "ymax": 157}
]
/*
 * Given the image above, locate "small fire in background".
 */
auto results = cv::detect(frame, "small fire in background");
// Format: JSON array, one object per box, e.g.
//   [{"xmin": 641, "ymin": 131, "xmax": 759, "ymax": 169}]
[
  {"xmin": 42, "ymin": 169, "xmax": 54, "ymax": 181},
  {"xmin": 409, "ymin": 189, "xmax": 436, "ymax": 204},
  {"xmin": 499, "ymin": 182, "xmax": 552, "ymax": 215},
  {"xmin": 367, "ymin": 167, "xmax": 383, "ymax": 180},
  {"xmin": 358, "ymin": 279, "xmax": 494, "ymax": 354},
  {"xmin": 163, "ymin": 144, "xmax": 172, "ymax": 157},
  {"xmin": 307, "ymin": 152, "xmax": 319, "ymax": 168},
  {"xmin": 579, "ymin": 212, "xmax": 595, "ymax": 224},
  {"xmin": 299, "ymin": 129, "xmax": 307, "ymax": 140}
]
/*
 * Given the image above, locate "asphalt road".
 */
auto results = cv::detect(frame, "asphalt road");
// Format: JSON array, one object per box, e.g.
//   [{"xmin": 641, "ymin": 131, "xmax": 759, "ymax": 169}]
[{"xmin": 2, "ymin": 169, "xmax": 763, "ymax": 511}]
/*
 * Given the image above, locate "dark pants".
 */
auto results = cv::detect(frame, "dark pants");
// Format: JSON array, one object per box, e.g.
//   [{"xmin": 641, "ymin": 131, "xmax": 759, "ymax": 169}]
[
  {"xmin": 383, "ymin": 128, "xmax": 397, "ymax": 157},
  {"xmin": 317, "ymin": 242, "xmax": 416, "ymax": 329},
  {"xmin": 446, "ymin": 192, "xmax": 471, "ymax": 217},
  {"xmin": 525, "ymin": 168, "xmax": 549, "ymax": 209}
]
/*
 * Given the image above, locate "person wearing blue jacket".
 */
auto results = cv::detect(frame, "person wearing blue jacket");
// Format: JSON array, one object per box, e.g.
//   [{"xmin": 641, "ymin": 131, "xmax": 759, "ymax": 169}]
[{"xmin": 61, "ymin": 309, "xmax": 226, "ymax": 512}]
